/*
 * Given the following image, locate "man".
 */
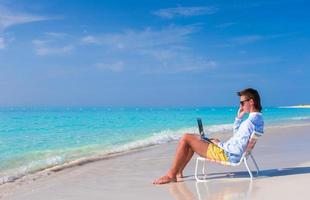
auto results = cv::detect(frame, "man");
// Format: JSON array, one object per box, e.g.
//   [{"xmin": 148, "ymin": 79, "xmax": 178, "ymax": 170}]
[{"xmin": 153, "ymin": 88, "xmax": 264, "ymax": 184}]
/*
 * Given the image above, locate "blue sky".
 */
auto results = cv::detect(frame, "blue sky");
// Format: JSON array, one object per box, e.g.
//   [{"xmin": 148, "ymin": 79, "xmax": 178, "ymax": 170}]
[{"xmin": 0, "ymin": 0, "xmax": 309, "ymax": 107}]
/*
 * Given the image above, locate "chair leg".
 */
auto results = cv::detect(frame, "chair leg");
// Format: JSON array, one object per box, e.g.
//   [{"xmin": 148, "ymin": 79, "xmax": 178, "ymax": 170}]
[
  {"xmin": 195, "ymin": 158, "xmax": 208, "ymax": 182},
  {"xmin": 202, "ymin": 160, "xmax": 206, "ymax": 175},
  {"xmin": 244, "ymin": 159, "xmax": 253, "ymax": 180},
  {"xmin": 195, "ymin": 158, "xmax": 200, "ymax": 181},
  {"xmin": 250, "ymin": 153, "xmax": 260, "ymax": 176}
]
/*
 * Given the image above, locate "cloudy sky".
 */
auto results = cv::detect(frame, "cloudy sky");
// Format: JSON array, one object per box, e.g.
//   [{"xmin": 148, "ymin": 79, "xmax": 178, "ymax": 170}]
[{"xmin": 0, "ymin": 0, "xmax": 309, "ymax": 107}]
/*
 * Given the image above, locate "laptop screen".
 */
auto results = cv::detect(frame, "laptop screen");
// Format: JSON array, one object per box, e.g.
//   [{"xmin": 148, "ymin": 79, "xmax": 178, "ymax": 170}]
[{"xmin": 197, "ymin": 118, "xmax": 204, "ymax": 136}]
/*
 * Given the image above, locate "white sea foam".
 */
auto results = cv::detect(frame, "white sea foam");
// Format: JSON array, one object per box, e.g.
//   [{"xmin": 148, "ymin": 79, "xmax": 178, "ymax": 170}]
[
  {"xmin": 278, "ymin": 106, "xmax": 310, "ymax": 108},
  {"xmin": 93, "ymin": 124, "xmax": 233, "ymax": 156},
  {"xmin": 0, "ymin": 155, "xmax": 66, "ymax": 185},
  {"xmin": 0, "ymin": 123, "xmax": 235, "ymax": 185},
  {"xmin": 207, "ymin": 124, "xmax": 233, "ymax": 133},
  {"xmin": 289, "ymin": 116, "xmax": 310, "ymax": 120}
]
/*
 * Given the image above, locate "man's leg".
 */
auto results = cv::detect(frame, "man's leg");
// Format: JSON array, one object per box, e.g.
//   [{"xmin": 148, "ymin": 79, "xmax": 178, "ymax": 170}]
[
  {"xmin": 177, "ymin": 143, "xmax": 193, "ymax": 179},
  {"xmin": 153, "ymin": 134, "xmax": 209, "ymax": 184}
]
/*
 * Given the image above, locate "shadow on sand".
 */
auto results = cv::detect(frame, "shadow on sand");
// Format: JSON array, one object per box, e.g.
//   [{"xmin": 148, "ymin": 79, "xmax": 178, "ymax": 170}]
[
  {"xmin": 168, "ymin": 167, "xmax": 310, "ymax": 200},
  {"xmin": 191, "ymin": 166, "xmax": 310, "ymax": 180}
]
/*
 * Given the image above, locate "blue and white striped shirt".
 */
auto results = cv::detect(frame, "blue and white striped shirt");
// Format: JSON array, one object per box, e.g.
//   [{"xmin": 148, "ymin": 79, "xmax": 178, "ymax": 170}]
[{"xmin": 218, "ymin": 112, "xmax": 264, "ymax": 163}]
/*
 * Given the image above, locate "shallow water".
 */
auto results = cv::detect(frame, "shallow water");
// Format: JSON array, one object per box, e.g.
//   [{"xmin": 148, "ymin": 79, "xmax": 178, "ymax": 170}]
[{"xmin": 0, "ymin": 106, "xmax": 309, "ymax": 184}]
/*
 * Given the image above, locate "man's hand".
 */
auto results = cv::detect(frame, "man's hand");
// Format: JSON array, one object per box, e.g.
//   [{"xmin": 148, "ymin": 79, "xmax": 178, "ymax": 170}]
[
  {"xmin": 237, "ymin": 107, "xmax": 246, "ymax": 119},
  {"xmin": 210, "ymin": 138, "xmax": 220, "ymax": 145}
]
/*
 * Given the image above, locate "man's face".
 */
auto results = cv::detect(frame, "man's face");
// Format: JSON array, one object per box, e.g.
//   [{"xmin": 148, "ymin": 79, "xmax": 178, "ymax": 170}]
[{"xmin": 240, "ymin": 95, "xmax": 251, "ymax": 112}]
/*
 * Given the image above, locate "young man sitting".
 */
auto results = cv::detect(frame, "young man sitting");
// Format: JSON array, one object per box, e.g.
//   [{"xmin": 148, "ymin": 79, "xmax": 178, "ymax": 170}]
[{"xmin": 153, "ymin": 88, "xmax": 264, "ymax": 184}]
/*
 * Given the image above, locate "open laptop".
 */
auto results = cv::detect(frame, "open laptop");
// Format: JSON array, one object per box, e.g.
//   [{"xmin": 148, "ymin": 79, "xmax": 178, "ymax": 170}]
[{"xmin": 197, "ymin": 118, "xmax": 213, "ymax": 143}]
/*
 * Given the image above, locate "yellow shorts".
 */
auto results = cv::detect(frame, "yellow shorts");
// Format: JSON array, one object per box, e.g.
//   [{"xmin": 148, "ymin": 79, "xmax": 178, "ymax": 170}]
[{"xmin": 206, "ymin": 143, "xmax": 229, "ymax": 162}]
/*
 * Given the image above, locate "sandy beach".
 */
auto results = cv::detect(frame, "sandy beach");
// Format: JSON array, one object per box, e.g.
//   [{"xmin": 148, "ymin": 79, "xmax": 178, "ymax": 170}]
[
  {"xmin": 1, "ymin": 124, "xmax": 310, "ymax": 200},
  {"xmin": 2, "ymin": 0, "xmax": 310, "ymax": 199}
]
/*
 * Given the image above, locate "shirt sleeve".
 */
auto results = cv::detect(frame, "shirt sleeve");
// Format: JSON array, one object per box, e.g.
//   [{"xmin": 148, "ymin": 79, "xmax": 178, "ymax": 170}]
[
  {"xmin": 217, "ymin": 117, "xmax": 242, "ymax": 149},
  {"xmin": 218, "ymin": 118, "xmax": 254, "ymax": 155},
  {"xmin": 233, "ymin": 118, "xmax": 242, "ymax": 133}
]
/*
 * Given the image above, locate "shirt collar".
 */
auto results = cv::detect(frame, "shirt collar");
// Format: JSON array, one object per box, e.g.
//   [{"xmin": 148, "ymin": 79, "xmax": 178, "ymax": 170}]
[{"xmin": 249, "ymin": 112, "xmax": 261, "ymax": 116}]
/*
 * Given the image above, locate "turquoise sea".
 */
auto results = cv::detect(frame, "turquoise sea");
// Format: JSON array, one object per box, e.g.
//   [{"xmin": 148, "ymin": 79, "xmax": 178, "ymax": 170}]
[{"xmin": 1, "ymin": 107, "xmax": 310, "ymax": 184}]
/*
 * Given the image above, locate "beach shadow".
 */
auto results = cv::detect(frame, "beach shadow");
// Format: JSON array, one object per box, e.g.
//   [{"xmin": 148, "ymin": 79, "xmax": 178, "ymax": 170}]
[
  {"xmin": 258, "ymin": 166, "xmax": 310, "ymax": 178},
  {"xmin": 185, "ymin": 166, "xmax": 310, "ymax": 181},
  {"xmin": 210, "ymin": 166, "xmax": 310, "ymax": 179},
  {"xmin": 168, "ymin": 167, "xmax": 310, "ymax": 200}
]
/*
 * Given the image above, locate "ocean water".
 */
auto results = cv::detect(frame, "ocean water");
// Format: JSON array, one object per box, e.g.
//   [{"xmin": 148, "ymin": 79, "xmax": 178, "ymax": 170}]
[{"xmin": 0, "ymin": 106, "xmax": 310, "ymax": 184}]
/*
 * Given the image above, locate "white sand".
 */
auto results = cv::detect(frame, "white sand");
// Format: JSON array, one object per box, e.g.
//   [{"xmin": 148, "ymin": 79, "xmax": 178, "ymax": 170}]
[{"xmin": 1, "ymin": 124, "xmax": 310, "ymax": 200}]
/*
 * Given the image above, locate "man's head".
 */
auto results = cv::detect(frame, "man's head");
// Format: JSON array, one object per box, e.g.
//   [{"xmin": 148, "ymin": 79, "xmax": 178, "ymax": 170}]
[{"xmin": 237, "ymin": 88, "xmax": 262, "ymax": 112}]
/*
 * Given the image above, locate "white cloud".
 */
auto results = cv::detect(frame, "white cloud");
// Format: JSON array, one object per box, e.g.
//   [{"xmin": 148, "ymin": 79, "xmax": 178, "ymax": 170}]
[
  {"xmin": 81, "ymin": 25, "xmax": 217, "ymax": 73},
  {"xmin": 231, "ymin": 35, "xmax": 264, "ymax": 45},
  {"xmin": 0, "ymin": 33, "xmax": 15, "ymax": 49},
  {"xmin": 44, "ymin": 32, "xmax": 67, "ymax": 38},
  {"xmin": 143, "ymin": 57, "xmax": 217, "ymax": 74},
  {"xmin": 33, "ymin": 39, "xmax": 47, "ymax": 46},
  {"xmin": 96, "ymin": 61, "xmax": 124, "ymax": 72},
  {"xmin": 228, "ymin": 33, "xmax": 296, "ymax": 46},
  {"xmin": 35, "ymin": 45, "xmax": 74, "ymax": 56},
  {"xmin": 0, "ymin": 6, "xmax": 50, "ymax": 31},
  {"xmin": 32, "ymin": 31, "xmax": 77, "ymax": 56},
  {"xmin": 0, "ymin": 6, "xmax": 53, "ymax": 49},
  {"xmin": 153, "ymin": 6, "xmax": 218, "ymax": 19},
  {"xmin": 33, "ymin": 37, "xmax": 74, "ymax": 56},
  {"xmin": 80, "ymin": 35, "xmax": 100, "ymax": 45},
  {"xmin": 81, "ymin": 25, "xmax": 199, "ymax": 49}
]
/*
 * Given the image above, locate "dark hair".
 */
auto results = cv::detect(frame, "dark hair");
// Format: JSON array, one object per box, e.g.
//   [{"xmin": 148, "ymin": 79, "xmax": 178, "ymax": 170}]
[{"xmin": 237, "ymin": 88, "xmax": 262, "ymax": 112}]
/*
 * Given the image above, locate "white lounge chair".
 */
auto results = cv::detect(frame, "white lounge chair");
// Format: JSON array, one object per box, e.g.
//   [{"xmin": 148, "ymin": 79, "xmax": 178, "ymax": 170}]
[{"xmin": 195, "ymin": 131, "xmax": 263, "ymax": 182}]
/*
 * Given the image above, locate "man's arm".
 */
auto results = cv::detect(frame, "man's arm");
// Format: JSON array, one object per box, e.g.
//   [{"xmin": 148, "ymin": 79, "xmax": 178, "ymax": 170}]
[{"xmin": 233, "ymin": 107, "xmax": 246, "ymax": 133}]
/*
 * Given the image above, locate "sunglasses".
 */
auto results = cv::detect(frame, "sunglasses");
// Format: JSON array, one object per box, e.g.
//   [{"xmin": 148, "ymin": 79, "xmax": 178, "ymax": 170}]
[{"xmin": 240, "ymin": 99, "xmax": 251, "ymax": 106}]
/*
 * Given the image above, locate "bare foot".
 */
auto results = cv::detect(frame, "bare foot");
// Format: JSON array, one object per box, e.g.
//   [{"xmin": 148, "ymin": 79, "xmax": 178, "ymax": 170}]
[{"xmin": 153, "ymin": 175, "xmax": 176, "ymax": 184}]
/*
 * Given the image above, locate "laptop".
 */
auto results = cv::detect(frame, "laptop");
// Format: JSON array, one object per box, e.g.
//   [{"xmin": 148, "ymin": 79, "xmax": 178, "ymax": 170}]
[{"xmin": 197, "ymin": 118, "xmax": 213, "ymax": 143}]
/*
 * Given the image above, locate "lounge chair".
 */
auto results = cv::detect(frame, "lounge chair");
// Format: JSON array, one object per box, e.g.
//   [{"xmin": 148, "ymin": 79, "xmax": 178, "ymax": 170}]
[{"xmin": 195, "ymin": 131, "xmax": 263, "ymax": 182}]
